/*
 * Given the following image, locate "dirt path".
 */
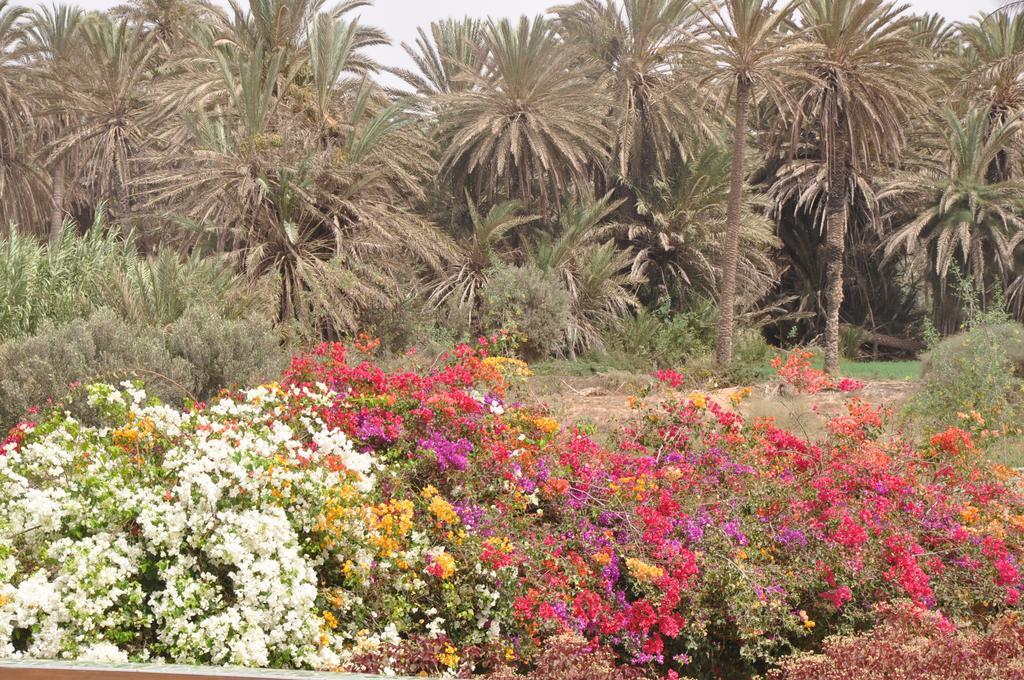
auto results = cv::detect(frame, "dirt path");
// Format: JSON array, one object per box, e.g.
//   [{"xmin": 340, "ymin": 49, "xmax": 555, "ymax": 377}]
[{"xmin": 523, "ymin": 374, "xmax": 917, "ymax": 437}]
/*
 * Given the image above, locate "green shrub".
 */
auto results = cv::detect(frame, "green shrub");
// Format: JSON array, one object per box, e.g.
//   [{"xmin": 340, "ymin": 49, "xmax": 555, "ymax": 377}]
[
  {"xmin": 0, "ymin": 227, "xmax": 127, "ymax": 340},
  {"xmin": 480, "ymin": 263, "xmax": 570, "ymax": 359},
  {"xmin": 603, "ymin": 304, "xmax": 718, "ymax": 369},
  {"xmin": 0, "ymin": 308, "xmax": 288, "ymax": 430},
  {"xmin": 0, "ymin": 225, "xmax": 266, "ymax": 343},
  {"xmin": 903, "ymin": 321, "xmax": 1024, "ymax": 433},
  {"xmin": 163, "ymin": 306, "xmax": 290, "ymax": 398}
]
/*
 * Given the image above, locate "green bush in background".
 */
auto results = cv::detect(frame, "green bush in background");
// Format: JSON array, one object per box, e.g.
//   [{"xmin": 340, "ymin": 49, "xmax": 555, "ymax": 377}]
[
  {"xmin": 0, "ymin": 308, "xmax": 288, "ymax": 430},
  {"xmin": 904, "ymin": 320, "xmax": 1024, "ymax": 433},
  {"xmin": 0, "ymin": 224, "xmax": 266, "ymax": 342},
  {"xmin": 480, "ymin": 263, "xmax": 571, "ymax": 359}
]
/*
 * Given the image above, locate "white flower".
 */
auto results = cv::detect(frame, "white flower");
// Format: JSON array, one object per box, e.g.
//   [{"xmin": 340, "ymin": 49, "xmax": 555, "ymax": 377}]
[{"xmin": 80, "ymin": 641, "xmax": 130, "ymax": 664}]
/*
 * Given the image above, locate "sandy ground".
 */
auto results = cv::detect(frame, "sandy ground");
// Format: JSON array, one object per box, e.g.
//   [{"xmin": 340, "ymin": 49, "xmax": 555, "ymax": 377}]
[{"xmin": 522, "ymin": 373, "xmax": 917, "ymax": 439}]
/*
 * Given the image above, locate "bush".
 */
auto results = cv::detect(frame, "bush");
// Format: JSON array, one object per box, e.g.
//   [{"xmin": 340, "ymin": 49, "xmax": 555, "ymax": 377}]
[
  {"xmin": 4, "ymin": 341, "xmax": 1024, "ymax": 678},
  {"xmin": 0, "ymin": 225, "xmax": 266, "ymax": 342},
  {"xmin": 605, "ymin": 304, "xmax": 716, "ymax": 368},
  {"xmin": 0, "ymin": 308, "xmax": 287, "ymax": 429},
  {"xmin": 163, "ymin": 306, "xmax": 290, "ymax": 399},
  {"xmin": 904, "ymin": 321, "xmax": 1024, "ymax": 434},
  {"xmin": 480, "ymin": 263, "xmax": 570, "ymax": 359},
  {"xmin": 773, "ymin": 602, "xmax": 1024, "ymax": 680}
]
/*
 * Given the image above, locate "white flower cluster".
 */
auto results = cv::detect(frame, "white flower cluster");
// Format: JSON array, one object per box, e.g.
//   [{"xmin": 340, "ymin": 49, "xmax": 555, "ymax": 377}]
[{"xmin": 0, "ymin": 383, "xmax": 375, "ymax": 668}]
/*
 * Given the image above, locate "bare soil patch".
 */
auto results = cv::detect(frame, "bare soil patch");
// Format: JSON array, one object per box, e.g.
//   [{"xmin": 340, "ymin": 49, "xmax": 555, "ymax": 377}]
[{"xmin": 522, "ymin": 373, "xmax": 917, "ymax": 438}]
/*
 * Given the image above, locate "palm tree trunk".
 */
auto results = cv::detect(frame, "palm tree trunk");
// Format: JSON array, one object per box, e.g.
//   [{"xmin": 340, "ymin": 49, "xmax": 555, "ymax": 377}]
[
  {"xmin": 715, "ymin": 76, "xmax": 752, "ymax": 366},
  {"xmin": 49, "ymin": 161, "xmax": 66, "ymax": 246},
  {"xmin": 823, "ymin": 123, "xmax": 850, "ymax": 375}
]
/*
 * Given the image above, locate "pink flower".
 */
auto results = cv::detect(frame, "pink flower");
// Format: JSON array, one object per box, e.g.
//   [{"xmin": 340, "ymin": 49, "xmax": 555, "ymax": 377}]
[
  {"xmin": 653, "ymin": 369, "xmax": 685, "ymax": 389},
  {"xmin": 820, "ymin": 586, "xmax": 853, "ymax": 609},
  {"xmin": 836, "ymin": 377, "xmax": 865, "ymax": 392}
]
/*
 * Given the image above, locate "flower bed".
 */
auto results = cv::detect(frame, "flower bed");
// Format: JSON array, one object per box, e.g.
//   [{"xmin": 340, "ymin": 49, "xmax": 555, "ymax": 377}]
[{"xmin": 1, "ymin": 341, "xmax": 1023, "ymax": 678}]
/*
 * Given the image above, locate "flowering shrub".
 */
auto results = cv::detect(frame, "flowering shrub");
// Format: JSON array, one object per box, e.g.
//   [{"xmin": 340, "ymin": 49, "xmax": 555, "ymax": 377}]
[
  {"xmin": 772, "ymin": 601, "xmax": 1024, "ymax": 679},
  {"xmin": 1, "ymin": 340, "xmax": 1023, "ymax": 678},
  {"xmin": 771, "ymin": 350, "xmax": 864, "ymax": 393},
  {"xmin": 506, "ymin": 392, "xmax": 1024, "ymax": 677}
]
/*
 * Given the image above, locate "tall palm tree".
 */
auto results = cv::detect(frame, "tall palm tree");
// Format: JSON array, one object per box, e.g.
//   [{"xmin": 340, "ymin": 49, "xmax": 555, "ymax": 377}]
[
  {"xmin": 554, "ymin": 0, "xmax": 712, "ymax": 186},
  {"xmin": 0, "ymin": 1, "xmax": 50, "ymax": 234},
  {"xmin": 27, "ymin": 3, "xmax": 85, "ymax": 243},
  {"xmin": 698, "ymin": 0, "xmax": 806, "ymax": 366},
  {"xmin": 47, "ymin": 16, "xmax": 166, "ymax": 222},
  {"xmin": 883, "ymin": 108, "xmax": 1024, "ymax": 333},
  {"xmin": 439, "ymin": 16, "xmax": 611, "ymax": 209},
  {"xmin": 791, "ymin": 0, "xmax": 928, "ymax": 373}
]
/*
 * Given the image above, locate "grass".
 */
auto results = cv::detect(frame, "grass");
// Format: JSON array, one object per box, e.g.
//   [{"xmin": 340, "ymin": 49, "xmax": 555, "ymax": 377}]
[
  {"xmin": 835, "ymin": 359, "xmax": 921, "ymax": 381},
  {"xmin": 979, "ymin": 434, "xmax": 1024, "ymax": 470}
]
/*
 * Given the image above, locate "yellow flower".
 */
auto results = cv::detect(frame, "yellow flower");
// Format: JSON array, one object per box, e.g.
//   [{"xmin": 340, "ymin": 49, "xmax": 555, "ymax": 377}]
[
  {"xmin": 688, "ymin": 392, "xmax": 707, "ymax": 409},
  {"xmin": 428, "ymin": 494, "xmax": 460, "ymax": 526},
  {"xmin": 626, "ymin": 557, "xmax": 664, "ymax": 583},
  {"xmin": 322, "ymin": 611, "xmax": 339, "ymax": 630},
  {"xmin": 533, "ymin": 416, "xmax": 560, "ymax": 435},
  {"xmin": 729, "ymin": 387, "xmax": 753, "ymax": 406},
  {"xmin": 430, "ymin": 552, "xmax": 457, "ymax": 579},
  {"xmin": 437, "ymin": 643, "xmax": 460, "ymax": 669},
  {"xmin": 482, "ymin": 356, "xmax": 532, "ymax": 379},
  {"xmin": 366, "ymin": 499, "xmax": 415, "ymax": 557},
  {"xmin": 504, "ymin": 646, "xmax": 516, "ymax": 662}
]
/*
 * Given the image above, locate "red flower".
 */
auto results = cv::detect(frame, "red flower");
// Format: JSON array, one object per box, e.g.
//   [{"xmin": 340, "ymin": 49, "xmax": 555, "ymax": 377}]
[{"xmin": 642, "ymin": 633, "xmax": 664, "ymax": 655}]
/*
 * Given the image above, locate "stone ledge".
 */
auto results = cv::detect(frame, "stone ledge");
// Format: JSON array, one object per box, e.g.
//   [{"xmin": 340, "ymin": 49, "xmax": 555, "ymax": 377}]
[{"xmin": 0, "ymin": 660, "xmax": 421, "ymax": 680}]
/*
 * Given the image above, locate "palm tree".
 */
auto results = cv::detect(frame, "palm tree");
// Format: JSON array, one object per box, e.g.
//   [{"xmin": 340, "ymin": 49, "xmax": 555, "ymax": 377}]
[
  {"xmin": 142, "ymin": 20, "xmax": 446, "ymax": 331},
  {"xmin": 527, "ymin": 192, "xmax": 640, "ymax": 353},
  {"xmin": 111, "ymin": 0, "xmax": 215, "ymax": 47},
  {"xmin": 429, "ymin": 196, "xmax": 537, "ymax": 326},
  {"xmin": 554, "ymin": 0, "xmax": 712, "ymax": 187},
  {"xmin": 27, "ymin": 3, "xmax": 85, "ymax": 243},
  {"xmin": 790, "ymin": 0, "xmax": 929, "ymax": 373},
  {"xmin": 618, "ymin": 143, "xmax": 778, "ymax": 309},
  {"xmin": 958, "ymin": 12, "xmax": 1024, "ymax": 183},
  {"xmin": 395, "ymin": 17, "xmax": 487, "ymax": 99},
  {"xmin": 698, "ymin": 0, "xmax": 806, "ymax": 366},
  {"xmin": 883, "ymin": 108, "xmax": 1024, "ymax": 333},
  {"xmin": 439, "ymin": 16, "xmax": 611, "ymax": 209},
  {"xmin": 47, "ymin": 16, "xmax": 166, "ymax": 222},
  {"xmin": 304, "ymin": 12, "xmax": 385, "ymax": 130},
  {"xmin": 0, "ymin": 1, "xmax": 50, "ymax": 234}
]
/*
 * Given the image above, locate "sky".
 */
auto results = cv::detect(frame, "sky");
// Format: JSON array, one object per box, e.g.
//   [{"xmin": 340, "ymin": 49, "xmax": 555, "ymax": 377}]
[{"xmin": 32, "ymin": 0, "xmax": 1004, "ymax": 77}]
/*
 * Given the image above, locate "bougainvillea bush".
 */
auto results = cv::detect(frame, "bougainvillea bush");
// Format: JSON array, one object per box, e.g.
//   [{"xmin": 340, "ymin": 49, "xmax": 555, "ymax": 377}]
[
  {"xmin": 771, "ymin": 602, "xmax": 1024, "ymax": 680},
  {"xmin": 1, "ymin": 340, "xmax": 1023, "ymax": 678}
]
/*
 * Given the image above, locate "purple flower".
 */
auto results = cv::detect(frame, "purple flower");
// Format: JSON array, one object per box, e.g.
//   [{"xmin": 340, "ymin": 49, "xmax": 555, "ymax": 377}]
[
  {"xmin": 418, "ymin": 431, "xmax": 472, "ymax": 471},
  {"xmin": 455, "ymin": 502, "xmax": 484, "ymax": 528},
  {"xmin": 722, "ymin": 519, "xmax": 749, "ymax": 546},
  {"xmin": 775, "ymin": 527, "xmax": 807, "ymax": 547}
]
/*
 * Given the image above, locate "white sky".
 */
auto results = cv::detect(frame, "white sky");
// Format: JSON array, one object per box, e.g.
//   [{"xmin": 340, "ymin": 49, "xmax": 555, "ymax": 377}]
[{"xmin": 26, "ymin": 0, "xmax": 1002, "ymax": 79}]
